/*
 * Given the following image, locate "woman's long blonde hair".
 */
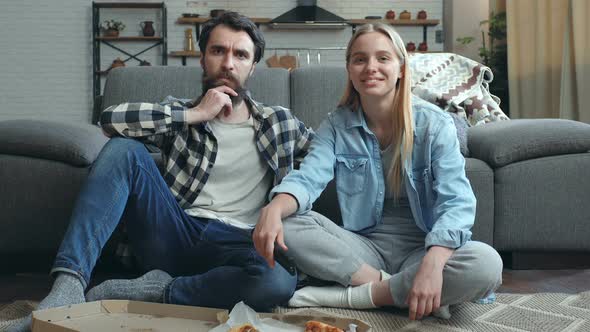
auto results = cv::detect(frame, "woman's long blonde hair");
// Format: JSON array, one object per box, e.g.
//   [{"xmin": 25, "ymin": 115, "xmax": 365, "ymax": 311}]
[{"xmin": 338, "ymin": 23, "xmax": 413, "ymax": 197}]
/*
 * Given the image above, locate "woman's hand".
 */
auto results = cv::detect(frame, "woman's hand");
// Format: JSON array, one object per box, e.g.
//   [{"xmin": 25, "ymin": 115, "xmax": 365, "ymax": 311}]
[
  {"xmin": 253, "ymin": 193, "xmax": 298, "ymax": 268},
  {"xmin": 253, "ymin": 204, "xmax": 286, "ymax": 268},
  {"xmin": 406, "ymin": 246, "xmax": 454, "ymax": 320}
]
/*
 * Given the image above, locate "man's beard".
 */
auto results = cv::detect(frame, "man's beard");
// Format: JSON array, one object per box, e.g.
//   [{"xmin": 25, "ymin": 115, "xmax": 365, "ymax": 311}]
[{"xmin": 201, "ymin": 70, "xmax": 250, "ymax": 108}]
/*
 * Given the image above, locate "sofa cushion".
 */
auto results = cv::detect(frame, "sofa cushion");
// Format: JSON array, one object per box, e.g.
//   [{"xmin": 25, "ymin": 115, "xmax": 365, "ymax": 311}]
[
  {"xmin": 101, "ymin": 66, "xmax": 291, "ymax": 113},
  {"xmin": 0, "ymin": 120, "xmax": 108, "ymax": 167},
  {"xmin": 0, "ymin": 155, "xmax": 88, "ymax": 253},
  {"xmin": 468, "ymin": 119, "xmax": 590, "ymax": 168},
  {"xmin": 493, "ymin": 153, "xmax": 590, "ymax": 251},
  {"xmin": 464, "ymin": 158, "xmax": 494, "ymax": 245},
  {"xmin": 290, "ymin": 66, "xmax": 348, "ymax": 129}
]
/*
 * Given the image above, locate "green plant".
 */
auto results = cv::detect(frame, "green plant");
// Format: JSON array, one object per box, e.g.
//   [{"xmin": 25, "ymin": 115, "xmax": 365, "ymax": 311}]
[
  {"xmin": 101, "ymin": 19, "xmax": 126, "ymax": 32},
  {"xmin": 457, "ymin": 12, "xmax": 509, "ymax": 115}
]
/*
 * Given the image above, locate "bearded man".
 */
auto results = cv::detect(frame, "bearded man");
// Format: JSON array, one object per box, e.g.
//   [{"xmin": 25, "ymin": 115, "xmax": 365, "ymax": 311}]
[{"xmin": 8, "ymin": 11, "xmax": 312, "ymax": 332}]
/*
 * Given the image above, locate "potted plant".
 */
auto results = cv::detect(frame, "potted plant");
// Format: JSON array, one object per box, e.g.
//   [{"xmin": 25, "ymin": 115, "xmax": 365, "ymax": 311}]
[{"xmin": 101, "ymin": 19, "xmax": 126, "ymax": 37}]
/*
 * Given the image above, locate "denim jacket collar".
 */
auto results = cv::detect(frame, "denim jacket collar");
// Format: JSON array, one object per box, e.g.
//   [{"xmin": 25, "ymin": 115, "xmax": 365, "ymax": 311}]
[{"xmin": 344, "ymin": 104, "xmax": 416, "ymax": 173}]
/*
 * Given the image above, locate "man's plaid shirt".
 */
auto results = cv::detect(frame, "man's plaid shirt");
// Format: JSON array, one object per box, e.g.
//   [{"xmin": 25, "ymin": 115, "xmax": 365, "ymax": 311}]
[{"xmin": 100, "ymin": 96, "xmax": 314, "ymax": 209}]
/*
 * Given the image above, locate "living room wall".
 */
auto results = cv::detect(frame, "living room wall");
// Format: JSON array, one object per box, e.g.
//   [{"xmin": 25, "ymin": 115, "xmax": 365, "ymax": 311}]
[{"xmin": 0, "ymin": 0, "xmax": 446, "ymax": 123}]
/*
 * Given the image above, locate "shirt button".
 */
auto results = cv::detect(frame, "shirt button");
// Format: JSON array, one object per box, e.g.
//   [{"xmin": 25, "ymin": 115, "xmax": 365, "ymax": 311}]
[{"xmin": 379, "ymin": 191, "xmax": 383, "ymax": 195}]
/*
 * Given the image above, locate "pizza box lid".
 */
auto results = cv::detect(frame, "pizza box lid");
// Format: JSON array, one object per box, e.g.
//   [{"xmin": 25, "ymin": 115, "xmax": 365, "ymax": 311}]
[{"xmin": 32, "ymin": 301, "xmax": 372, "ymax": 332}]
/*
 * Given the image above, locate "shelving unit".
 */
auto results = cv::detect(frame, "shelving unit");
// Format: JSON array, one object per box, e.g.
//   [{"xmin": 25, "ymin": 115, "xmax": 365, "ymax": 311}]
[
  {"xmin": 348, "ymin": 19, "xmax": 440, "ymax": 44},
  {"xmin": 176, "ymin": 17, "xmax": 271, "ymax": 41},
  {"xmin": 169, "ymin": 50, "xmax": 201, "ymax": 65},
  {"xmin": 92, "ymin": 2, "xmax": 167, "ymax": 122},
  {"xmin": 171, "ymin": 16, "xmax": 440, "ymax": 66}
]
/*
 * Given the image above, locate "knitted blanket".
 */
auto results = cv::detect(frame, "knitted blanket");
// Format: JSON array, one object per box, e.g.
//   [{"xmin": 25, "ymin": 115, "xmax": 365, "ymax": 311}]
[{"xmin": 410, "ymin": 53, "xmax": 510, "ymax": 126}]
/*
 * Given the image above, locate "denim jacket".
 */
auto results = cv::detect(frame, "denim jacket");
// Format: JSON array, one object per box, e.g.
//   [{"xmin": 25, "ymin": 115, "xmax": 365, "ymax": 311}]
[{"xmin": 271, "ymin": 97, "xmax": 475, "ymax": 249}]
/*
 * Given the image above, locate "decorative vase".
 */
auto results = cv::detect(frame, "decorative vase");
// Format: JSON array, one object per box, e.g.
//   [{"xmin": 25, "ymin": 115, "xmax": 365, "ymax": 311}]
[
  {"xmin": 418, "ymin": 42, "xmax": 428, "ymax": 52},
  {"xmin": 399, "ymin": 10, "xmax": 411, "ymax": 20},
  {"xmin": 104, "ymin": 29, "xmax": 119, "ymax": 37},
  {"xmin": 110, "ymin": 58, "xmax": 125, "ymax": 69},
  {"xmin": 140, "ymin": 21, "xmax": 155, "ymax": 37},
  {"xmin": 184, "ymin": 28, "xmax": 195, "ymax": 52},
  {"xmin": 417, "ymin": 10, "xmax": 427, "ymax": 19},
  {"xmin": 385, "ymin": 10, "xmax": 395, "ymax": 19},
  {"xmin": 406, "ymin": 42, "xmax": 416, "ymax": 52}
]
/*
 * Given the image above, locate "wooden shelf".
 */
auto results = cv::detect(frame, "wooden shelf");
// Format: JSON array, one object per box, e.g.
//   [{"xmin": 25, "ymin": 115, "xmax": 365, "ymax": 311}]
[
  {"xmin": 347, "ymin": 19, "xmax": 439, "ymax": 26},
  {"xmin": 169, "ymin": 51, "xmax": 201, "ymax": 57},
  {"xmin": 409, "ymin": 51, "xmax": 444, "ymax": 54},
  {"xmin": 96, "ymin": 36, "xmax": 164, "ymax": 41},
  {"xmin": 177, "ymin": 17, "xmax": 272, "ymax": 24},
  {"xmin": 176, "ymin": 17, "xmax": 439, "ymax": 27},
  {"xmin": 94, "ymin": 2, "xmax": 164, "ymax": 9}
]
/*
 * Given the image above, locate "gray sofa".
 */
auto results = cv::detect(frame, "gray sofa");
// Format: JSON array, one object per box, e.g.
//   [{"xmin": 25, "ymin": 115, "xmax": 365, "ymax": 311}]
[{"xmin": 2, "ymin": 66, "xmax": 590, "ymax": 270}]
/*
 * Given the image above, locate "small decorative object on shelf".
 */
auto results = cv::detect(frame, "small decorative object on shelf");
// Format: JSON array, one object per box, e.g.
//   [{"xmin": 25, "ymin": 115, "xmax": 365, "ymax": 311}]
[
  {"xmin": 418, "ymin": 42, "xmax": 428, "ymax": 52},
  {"xmin": 140, "ymin": 21, "xmax": 155, "ymax": 37},
  {"xmin": 139, "ymin": 60, "xmax": 151, "ymax": 66},
  {"xmin": 210, "ymin": 9, "xmax": 226, "ymax": 18},
  {"xmin": 406, "ymin": 41, "xmax": 416, "ymax": 52},
  {"xmin": 399, "ymin": 10, "xmax": 411, "ymax": 20},
  {"xmin": 417, "ymin": 10, "xmax": 427, "ymax": 20},
  {"xmin": 386, "ymin": 10, "xmax": 395, "ymax": 19},
  {"xmin": 109, "ymin": 57, "xmax": 125, "ymax": 70},
  {"xmin": 101, "ymin": 19, "xmax": 126, "ymax": 37},
  {"xmin": 365, "ymin": 16, "xmax": 382, "ymax": 19},
  {"xmin": 185, "ymin": 28, "xmax": 195, "ymax": 52}
]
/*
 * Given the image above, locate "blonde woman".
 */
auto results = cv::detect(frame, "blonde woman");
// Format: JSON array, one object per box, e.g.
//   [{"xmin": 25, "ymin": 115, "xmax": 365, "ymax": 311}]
[{"xmin": 253, "ymin": 24, "xmax": 502, "ymax": 320}]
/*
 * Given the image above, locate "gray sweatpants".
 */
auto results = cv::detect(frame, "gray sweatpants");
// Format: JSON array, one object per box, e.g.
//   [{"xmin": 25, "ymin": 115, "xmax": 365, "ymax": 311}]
[{"xmin": 283, "ymin": 211, "xmax": 503, "ymax": 308}]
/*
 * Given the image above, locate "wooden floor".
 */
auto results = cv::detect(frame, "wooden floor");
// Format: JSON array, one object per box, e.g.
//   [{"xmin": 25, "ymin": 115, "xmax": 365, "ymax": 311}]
[{"xmin": 1, "ymin": 269, "xmax": 589, "ymax": 304}]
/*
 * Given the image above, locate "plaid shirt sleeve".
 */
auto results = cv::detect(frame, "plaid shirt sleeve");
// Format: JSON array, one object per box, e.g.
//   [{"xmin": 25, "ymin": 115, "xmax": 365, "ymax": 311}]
[{"xmin": 99, "ymin": 101, "xmax": 188, "ymax": 140}]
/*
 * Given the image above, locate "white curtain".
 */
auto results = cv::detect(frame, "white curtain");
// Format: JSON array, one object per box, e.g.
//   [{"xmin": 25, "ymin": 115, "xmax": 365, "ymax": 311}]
[{"xmin": 507, "ymin": 0, "xmax": 590, "ymax": 122}]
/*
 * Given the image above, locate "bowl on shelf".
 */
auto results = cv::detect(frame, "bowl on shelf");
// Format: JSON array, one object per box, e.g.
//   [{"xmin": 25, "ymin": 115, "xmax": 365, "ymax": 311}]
[
  {"xmin": 399, "ymin": 10, "xmax": 411, "ymax": 20},
  {"xmin": 210, "ymin": 9, "xmax": 226, "ymax": 18},
  {"xmin": 182, "ymin": 13, "xmax": 200, "ymax": 18}
]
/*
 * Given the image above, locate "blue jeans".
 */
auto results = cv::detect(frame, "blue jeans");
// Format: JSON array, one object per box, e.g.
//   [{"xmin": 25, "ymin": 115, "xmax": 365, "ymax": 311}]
[{"xmin": 51, "ymin": 137, "xmax": 296, "ymax": 311}]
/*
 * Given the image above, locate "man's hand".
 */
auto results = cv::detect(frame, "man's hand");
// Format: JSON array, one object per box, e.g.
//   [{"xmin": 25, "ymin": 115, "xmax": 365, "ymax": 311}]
[
  {"xmin": 253, "ymin": 194, "xmax": 298, "ymax": 268},
  {"xmin": 406, "ymin": 246, "xmax": 454, "ymax": 320},
  {"xmin": 186, "ymin": 86, "xmax": 237, "ymax": 124}
]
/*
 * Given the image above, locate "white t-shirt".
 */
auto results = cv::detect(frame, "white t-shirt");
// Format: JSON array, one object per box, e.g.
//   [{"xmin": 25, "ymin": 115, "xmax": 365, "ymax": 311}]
[{"xmin": 184, "ymin": 116, "xmax": 273, "ymax": 229}]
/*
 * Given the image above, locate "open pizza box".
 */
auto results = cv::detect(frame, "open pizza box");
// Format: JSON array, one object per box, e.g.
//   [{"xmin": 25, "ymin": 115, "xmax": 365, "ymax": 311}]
[{"xmin": 31, "ymin": 300, "xmax": 372, "ymax": 332}]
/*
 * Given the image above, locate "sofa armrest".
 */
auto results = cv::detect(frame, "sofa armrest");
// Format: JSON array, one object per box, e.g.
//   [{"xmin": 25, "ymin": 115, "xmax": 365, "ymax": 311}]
[
  {"xmin": 468, "ymin": 119, "xmax": 590, "ymax": 168},
  {"xmin": 0, "ymin": 120, "xmax": 109, "ymax": 167}
]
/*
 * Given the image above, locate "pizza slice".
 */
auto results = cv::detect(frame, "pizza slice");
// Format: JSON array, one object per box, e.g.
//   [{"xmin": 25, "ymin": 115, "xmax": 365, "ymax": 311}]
[{"xmin": 305, "ymin": 320, "xmax": 344, "ymax": 332}]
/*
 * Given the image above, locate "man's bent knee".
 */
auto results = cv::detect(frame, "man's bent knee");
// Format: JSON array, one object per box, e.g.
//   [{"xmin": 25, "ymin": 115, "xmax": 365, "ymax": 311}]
[{"xmin": 242, "ymin": 265, "xmax": 297, "ymax": 311}]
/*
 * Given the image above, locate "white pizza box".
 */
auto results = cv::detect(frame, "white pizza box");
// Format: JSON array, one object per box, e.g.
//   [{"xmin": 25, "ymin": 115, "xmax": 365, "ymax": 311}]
[{"xmin": 31, "ymin": 300, "xmax": 372, "ymax": 332}]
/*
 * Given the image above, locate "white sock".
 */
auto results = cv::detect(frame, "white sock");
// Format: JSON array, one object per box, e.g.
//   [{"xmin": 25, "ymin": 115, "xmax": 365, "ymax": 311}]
[
  {"xmin": 288, "ymin": 285, "xmax": 348, "ymax": 308},
  {"xmin": 433, "ymin": 305, "xmax": 451, "ymax": 319},
  {"xmin": 288, "ymin": 283, "xmax": 377, "ymax": 309},
  {"xmin": 347, "ymin": 283, "xmax": 377, "ymax": 309}
]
